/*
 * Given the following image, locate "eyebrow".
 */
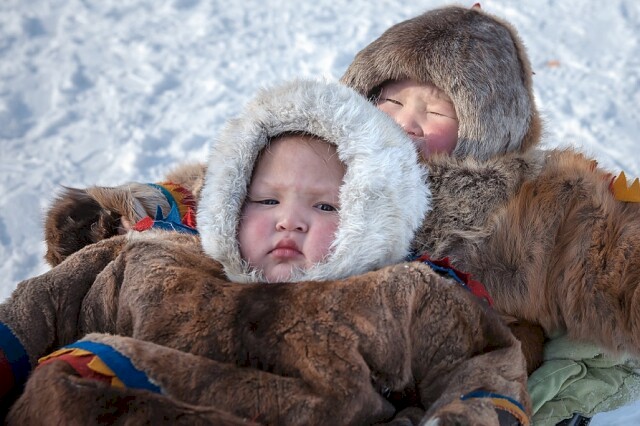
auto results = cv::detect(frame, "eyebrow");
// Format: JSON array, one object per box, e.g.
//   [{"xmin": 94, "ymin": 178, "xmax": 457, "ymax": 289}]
[{"xmin": 251, "ymin": 179, "xmax": 341, "ymax": 196}]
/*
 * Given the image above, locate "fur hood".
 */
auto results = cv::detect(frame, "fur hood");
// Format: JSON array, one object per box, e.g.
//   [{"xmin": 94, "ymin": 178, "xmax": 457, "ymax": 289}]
[
  {"xmin": 197, "ymin": 79, "xmax": 430, "ymax": 283},
  {"xmin": 341, "ymin": 5, "xmax": 541, "ymax": 160}
]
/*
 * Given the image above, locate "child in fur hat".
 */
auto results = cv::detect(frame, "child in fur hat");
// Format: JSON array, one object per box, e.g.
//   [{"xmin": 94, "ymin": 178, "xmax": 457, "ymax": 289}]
[
  {"xmin": 344, "ymin": 5, "xmax": 640, "ymax": 423},
  {"xmin": 1, "ymin": 79, "xmax": 530, "ymax": 426},
  {"xmin": 40, "ymin": 3, "xmax": 549, "ymax": 382},
  {"xmin": 11, "ymin": 1, "xmax": 640, "ymax": 423},
  {"xmin": 40, "ymin": 6, "xmax": 548, "ymax": 376},
  {"xmin": 38, "ymin": 4, "xmax": 640, "ymax": 423}
]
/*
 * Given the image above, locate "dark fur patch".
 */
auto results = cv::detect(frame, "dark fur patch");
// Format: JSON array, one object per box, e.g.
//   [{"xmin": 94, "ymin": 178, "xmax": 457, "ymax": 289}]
[
  {"xmin": 233, "ymin": 283, "xmax": 290, "ymax": 373},
  {"xmin": 44, "ymin": 188, "xmax": 120, "ymax": 266}
]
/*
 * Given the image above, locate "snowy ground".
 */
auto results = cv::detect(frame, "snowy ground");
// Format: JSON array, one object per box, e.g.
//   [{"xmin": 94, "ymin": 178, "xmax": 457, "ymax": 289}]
[{"xmin": 1, "ymin": 0, "xmax": 639, "ymax": 423}]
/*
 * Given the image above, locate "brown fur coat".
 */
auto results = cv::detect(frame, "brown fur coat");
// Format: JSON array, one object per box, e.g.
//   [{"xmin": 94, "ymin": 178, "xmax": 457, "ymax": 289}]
[
  {"xmin": 417, "ymin": 149, "xmax": 640, "ymax": 357},
  {"xmin": 5, "ymin": 233, "xmax": 527, "ymax": 425},
  {"xmin": 15, "ymin": 141, "xmax": 637, "ymax": 423},
  {"xmin": 41, "ymin": 146, "xmax": 640, "ymax": 363},
  {"xmin": 2, "ymin": 79, "xmax": 527, "ymax": 425},
  {"xmin": 7, "ymin": 5, "xmax": 629, "ymax": 424}
]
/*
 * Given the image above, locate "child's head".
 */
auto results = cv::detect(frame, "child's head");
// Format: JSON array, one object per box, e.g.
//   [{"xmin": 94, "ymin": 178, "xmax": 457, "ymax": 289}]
[
  {"xmin": 238, "ymin": 133, "xmax": 345, "ymax": 282},
  {"xmin": 197, "ymin": 79, "xmax": 430, "ymax": 283},
  {"xmin": 376, "ymin": 79, "xmax": 458, "ymax": 160},
  {"xmin": 341, "ymin": 5, "xmax": 541, "ymax": 161}
]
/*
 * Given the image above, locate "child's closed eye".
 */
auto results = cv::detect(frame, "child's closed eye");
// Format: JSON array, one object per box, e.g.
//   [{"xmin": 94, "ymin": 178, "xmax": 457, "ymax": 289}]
[
  {"xmin": 428, "ymin": 110, "xmax": 457, "ymax": 120},
  {"xmin": 380, "ymin": 97, "xmax": 402, "ymax": 106}
]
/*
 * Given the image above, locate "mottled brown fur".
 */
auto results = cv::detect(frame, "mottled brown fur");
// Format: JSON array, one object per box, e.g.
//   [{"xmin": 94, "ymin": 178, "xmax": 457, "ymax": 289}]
[
  {"xmin": 44, "ymin": 148, "xmax": 629, "ymax": 371},
  {"xmin": 44, "ymin": 187, "xmax": 121, "ymax": 266},
  {"xmin": 43, "ymin": 146, "xmax": 640, "ymax": 373},
  {"xmin": 417, "ymin": 149, "xmax": 640, "ymax": 357},
  {"xmin": 10, "ymin": 360, "xmax": 253, "ymax": 426},
  {"xmin": 44, "ymin": 162, "xmax": 206, "ymax": 267},
  {"xmin": 6, "ymin": 234, "xmax": 528, "ymax": 425}
]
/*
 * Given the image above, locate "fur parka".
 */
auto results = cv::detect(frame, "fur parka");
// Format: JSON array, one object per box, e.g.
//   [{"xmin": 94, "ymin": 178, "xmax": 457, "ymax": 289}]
[
  {"xmin": 197, "ymin": 79, "xmax": 429, "ymax": 283},
  {"xmin": 1, "ymin": 80, "xmax": 529, "ymax": 425},
  {"xmin": 10, "ymin": 4, "xmax": 638, "ymax": 425},
  {"xmin": 416, "ymin": 149, "xmax": 640, "ymax": 358},
  {"xmin": 5, "ymin": 234, "xmax": 528, "ymax": 425}
]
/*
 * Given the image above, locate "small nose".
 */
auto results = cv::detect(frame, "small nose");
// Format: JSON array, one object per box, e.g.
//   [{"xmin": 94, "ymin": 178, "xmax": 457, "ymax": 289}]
[
  {"xmin": 395, "ymin": 110, "xmax": 424, "ymax": 138},
  {"xmin": 276, "ymin": 209, "xmax": 308, "ymax": 232}
]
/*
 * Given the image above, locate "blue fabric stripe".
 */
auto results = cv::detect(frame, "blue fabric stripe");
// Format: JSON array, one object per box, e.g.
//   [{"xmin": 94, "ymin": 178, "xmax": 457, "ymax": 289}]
[
  {"xmin": 406, "ymin": 253, "xmax": 468, "ymax": 289},
  {"xmin": 151, "ymin": 220, "xmax": 199, "ymax": 234},
  {"xmin": 0, "ymin": 321, "xmax": 31, "ymax": 387},
  {"xmin": 145, "ymin": 183, "xmax": 198, "ymax": 235},
  {"xmin": 422, "ymin": 260, "xmax": 468, "ymax": 288},
  {"xmin": 461, "ymin": 390, "xmax": 526, "ymax": 412},
  {"xmin": 64, "ymin": 340, "xmax": 161, "ymax": 394},
  {"xmin": 148, "ymin": 183, "xmax": 178, "ymax": 212}
]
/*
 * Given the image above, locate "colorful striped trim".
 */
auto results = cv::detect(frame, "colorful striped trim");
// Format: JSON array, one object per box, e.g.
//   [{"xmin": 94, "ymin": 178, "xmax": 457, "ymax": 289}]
[
  {"xmin": 133, "ymin": 182, "xmax": 198, "ymax": 235},
  {"xmin": 461, "ymin": 390, "xmax": 529, "ymax": 426},
  {"xmin": 150, "ymin": 182, "xmax": 196, "ymax": 219},
  {"xmin": 0, "ymin": 321, "xmax": 31, "ymax": 397},
  {"xmin": 412, "ymin": 253, "xmax": 494, "ymax": 306},
  {"xmin": 39, "ymin": 347, "xmax": 125, "ymax": 388},
  {"xmin": 39, "ymin": 340, "xmax": 161, "ymax": 394},
  {"xmin": 158, "ymin": 182, "xmax": 196, "ymax": 218}
]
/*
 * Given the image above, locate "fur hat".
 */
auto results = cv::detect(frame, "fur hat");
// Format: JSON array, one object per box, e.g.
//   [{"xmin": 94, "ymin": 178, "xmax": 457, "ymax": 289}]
[
  {"xmin": 341, "ymin": 5, "xmax": 541, "ymax": 160},
  {"xmin": 197, "ymin": 79, "xmax": 430, "ymax": 283}
]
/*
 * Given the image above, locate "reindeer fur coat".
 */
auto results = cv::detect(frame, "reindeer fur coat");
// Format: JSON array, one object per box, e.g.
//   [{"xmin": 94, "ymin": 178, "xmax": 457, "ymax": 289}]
[
  {"xmin": 6, "ymin": 5, "xmax": 636, "ymax": 425},
  {"xmin": 1, "ymin": 80, "xmax": 529, "ymax": 425}
]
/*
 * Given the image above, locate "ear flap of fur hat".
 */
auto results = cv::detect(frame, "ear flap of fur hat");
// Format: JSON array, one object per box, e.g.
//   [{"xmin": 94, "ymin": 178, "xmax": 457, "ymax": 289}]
[
  {"xmin": 341, "ymin": 5, "xmax": 541, "ymax": 160},
  {"xmin": 197, "ymin": 79, "xmax": 430, "ymax": 283}
]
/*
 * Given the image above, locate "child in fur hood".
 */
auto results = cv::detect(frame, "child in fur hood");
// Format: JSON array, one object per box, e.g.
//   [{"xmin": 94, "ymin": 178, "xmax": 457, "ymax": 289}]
[
  {"xmin": 0, "ymin": 79, "xmax": 530, "ymax": 425},
  {"xmin": 344, "ymin": 5, "xmax": 640, "ymax": 425},
  {"xmin": 37, "ymin": 4, "xmax": 640, "ymax": 424}
]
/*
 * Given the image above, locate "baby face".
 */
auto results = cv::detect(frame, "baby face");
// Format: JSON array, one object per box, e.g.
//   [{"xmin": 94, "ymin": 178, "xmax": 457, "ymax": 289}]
[
  {"xmin": 377, "ymin": 79, "xmax": 458, "ymax": 160},
  {"xmin": 238, "ymin": 134, "xmax": 345, "ymax": 282}
]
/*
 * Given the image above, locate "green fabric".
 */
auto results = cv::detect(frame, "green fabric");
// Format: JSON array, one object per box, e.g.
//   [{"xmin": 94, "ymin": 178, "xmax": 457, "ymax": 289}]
[{"xmin": 528, "ymin": 335, "xmax": 640, "ymax": 426}]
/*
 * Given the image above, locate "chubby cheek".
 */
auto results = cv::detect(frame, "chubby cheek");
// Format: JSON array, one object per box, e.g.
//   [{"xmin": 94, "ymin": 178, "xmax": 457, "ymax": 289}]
[
  {"xmin": 424, "ymin": 122, "xmax": 458, "ymax": 157},
  {"xmin": 238, "ymin": 207, "xmax": 272, "ymax": 264},
  {"xmin": 304, "ymin": 219, "xmax": 339, "ymax": 263}
]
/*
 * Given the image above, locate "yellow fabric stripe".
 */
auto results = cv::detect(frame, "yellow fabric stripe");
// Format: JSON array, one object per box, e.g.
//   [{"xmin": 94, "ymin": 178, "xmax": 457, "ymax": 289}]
[{"xmin": 490, "ymin": 397, "xmax": 530, "ymax": 426}]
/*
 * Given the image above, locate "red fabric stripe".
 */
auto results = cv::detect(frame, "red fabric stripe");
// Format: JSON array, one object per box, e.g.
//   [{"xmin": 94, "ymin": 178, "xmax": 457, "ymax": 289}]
[
  {"xmin": 38, "ymin": 353, "xmax": 113, "ymax": 385},
  {"xmin": 133, "ymin": 216, "xmax": 155, "ymax": 232},
  {"xmin": 417, "ymin": 254, "xmax": 494, "ymax": 306}
]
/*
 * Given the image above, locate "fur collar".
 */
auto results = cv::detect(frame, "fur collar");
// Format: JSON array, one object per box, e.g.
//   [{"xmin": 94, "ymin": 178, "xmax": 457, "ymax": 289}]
[{"xmin": 197, "ymin": 79, "xmax": 430, "ymax": 283}]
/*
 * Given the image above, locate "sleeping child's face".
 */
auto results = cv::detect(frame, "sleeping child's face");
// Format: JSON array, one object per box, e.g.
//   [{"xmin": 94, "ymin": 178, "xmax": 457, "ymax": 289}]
[
  {"xmin": 376, "ymin": 79, "xmax": 458, "ymax": 160},
  {"xmin": 238, "ymin": 134, "xmax": 345, "ymax": 282}
]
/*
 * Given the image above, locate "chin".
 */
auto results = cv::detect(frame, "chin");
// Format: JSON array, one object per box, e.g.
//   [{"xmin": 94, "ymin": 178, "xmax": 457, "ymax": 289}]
[{"xmin": 265, "ymin": 264, "xmax": 308, "ymax": 283}]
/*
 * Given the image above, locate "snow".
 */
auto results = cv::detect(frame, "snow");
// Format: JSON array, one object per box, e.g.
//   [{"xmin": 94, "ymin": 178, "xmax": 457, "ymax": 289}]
[{"xmin": 0, "ymin": 0, "xmax": 638, "ymax": 422}]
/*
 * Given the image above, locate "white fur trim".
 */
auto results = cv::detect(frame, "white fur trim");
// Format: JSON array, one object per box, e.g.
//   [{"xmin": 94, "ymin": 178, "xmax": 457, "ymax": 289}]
[{"xmin": 197, "ymin": 79, "xmax": 430, "ymax": 282}]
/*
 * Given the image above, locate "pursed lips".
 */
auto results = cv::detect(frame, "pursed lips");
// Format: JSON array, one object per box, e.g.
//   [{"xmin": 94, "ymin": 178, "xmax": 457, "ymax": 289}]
[{"xmin": 269, "ymin": 239, "xmax": 303, "ymax": 259}]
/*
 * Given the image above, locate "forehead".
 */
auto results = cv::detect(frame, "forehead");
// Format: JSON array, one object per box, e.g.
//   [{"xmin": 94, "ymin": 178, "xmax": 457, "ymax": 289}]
[
  {"xmin": 251, "ymin": 134, "xmax": 345, "ymax": 184},
  {"xmin": 260, "ymin": 134, "xmax": 339, "ymax": 164},
  {"xmin": 381, "ymin": 79, "xmax": 452, "ymax": 103}
]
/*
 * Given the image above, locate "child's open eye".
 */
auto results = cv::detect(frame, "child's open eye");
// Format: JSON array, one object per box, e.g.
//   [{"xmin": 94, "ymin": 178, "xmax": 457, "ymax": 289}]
[
  {"xmin": 256, "ymin": 199, "xmax": 279, "ymax": 205},
  {"xmin": 315, "ymin": 203, "xmax": 338, "ymax": 212}
]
